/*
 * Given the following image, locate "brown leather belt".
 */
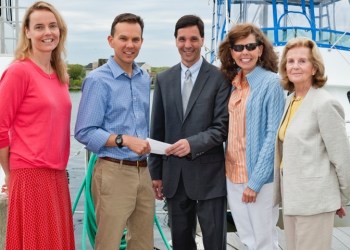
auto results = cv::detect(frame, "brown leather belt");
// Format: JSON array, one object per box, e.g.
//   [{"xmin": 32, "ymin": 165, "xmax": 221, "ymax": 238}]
[{"xmin": 101, "ymin": 157, "xmax": 147, "ymax": 167}]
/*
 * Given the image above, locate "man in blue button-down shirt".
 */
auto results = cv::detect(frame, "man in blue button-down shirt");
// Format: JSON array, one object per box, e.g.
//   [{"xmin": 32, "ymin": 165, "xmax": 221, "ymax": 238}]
[{"xmin": 75, "ymin": 13, "xmax": 154, "ymax": 250}]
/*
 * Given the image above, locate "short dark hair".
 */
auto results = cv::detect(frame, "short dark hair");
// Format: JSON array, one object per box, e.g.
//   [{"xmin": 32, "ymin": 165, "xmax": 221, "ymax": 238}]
[
  {"xmin": 174, "ymin": 15, "xmax": 204, "ymax": 38},
  {"xmin": 110, "ymin": 13, "xmax": 144, "ymax": 37}
]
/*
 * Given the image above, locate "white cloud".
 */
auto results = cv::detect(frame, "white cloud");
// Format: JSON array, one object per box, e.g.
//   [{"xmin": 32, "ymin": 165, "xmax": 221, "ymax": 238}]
[
  {"xmin": 2, "ymin": 0, "xmax": 223, "ymax": 66},
  {"xmin": 39, "ymin": 0, "xmax": 214, "ymax": 66}
]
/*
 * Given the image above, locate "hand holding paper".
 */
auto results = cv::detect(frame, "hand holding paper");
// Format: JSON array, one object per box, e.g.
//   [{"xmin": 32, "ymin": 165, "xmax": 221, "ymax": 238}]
[{"xmin": 146, "ymin": 138, "xmax": 171, "ymax": 155}]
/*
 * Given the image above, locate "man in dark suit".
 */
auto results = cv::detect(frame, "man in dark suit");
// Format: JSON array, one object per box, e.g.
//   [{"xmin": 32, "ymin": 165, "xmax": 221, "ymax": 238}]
[{"xmin": 149, "ymin": 15, "xmax": 231, "ymax": 250}]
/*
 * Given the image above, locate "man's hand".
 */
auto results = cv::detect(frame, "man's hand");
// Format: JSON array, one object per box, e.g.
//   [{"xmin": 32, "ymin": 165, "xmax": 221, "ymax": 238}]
[
  {"xmin": 122, "ymin": 135, "xmax": 151, "ymax": 155},
  {"xmin": 152, "ymin": 180, "xmax": 164, "ymax": 200},
  {"xmin": 242, "ymin": 187, "xmax": 257, "ymax": 203},
  {"xmin": 165, "ymin": 139, "xmax": 190, "ymax": 157}
]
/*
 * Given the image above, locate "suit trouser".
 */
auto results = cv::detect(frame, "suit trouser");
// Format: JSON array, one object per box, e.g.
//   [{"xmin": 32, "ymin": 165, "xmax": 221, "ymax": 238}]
[
  {"xmin": 226, "ymin": 179, "xmax": 279, "ymax": 250},
  {"xmin": 92, "ymin": 158, "xmax": 155, "ymax": 250},
  {"xmin": 281, "ymin": 173, "xmax": 335, "ymax": 250},
  {"xmin": 167, "ymin": 176, "xmax": 227, "ymax": 250}
]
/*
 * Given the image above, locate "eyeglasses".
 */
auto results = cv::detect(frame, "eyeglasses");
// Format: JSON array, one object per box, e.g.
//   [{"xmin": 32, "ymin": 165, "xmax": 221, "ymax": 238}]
[{"xmin": 230, "ymin": 42, "xmax": 261, "ymax": 52}]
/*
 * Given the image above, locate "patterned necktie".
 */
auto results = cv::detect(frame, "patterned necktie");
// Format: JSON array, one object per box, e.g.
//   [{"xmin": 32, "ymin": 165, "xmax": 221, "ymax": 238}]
[{"xmin": 182, "ymin": 69, "xmax": 193, "ymax": 115}]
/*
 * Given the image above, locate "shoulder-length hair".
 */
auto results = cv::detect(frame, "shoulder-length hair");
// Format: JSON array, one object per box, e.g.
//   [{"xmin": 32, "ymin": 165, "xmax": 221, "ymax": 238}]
[
  {"xmin": 279, "ymin": 37, "xmax": 327, "ymax": 92},
  {"xmin": 218, "ymin": 23, "xmax": 278, "ymax": 81},
  {"xmin": 15, "ymin": 1, "xmax": 68, "ymax": 83}
]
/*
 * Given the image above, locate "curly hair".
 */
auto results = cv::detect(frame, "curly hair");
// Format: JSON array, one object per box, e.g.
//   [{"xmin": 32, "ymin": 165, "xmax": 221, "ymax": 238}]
[
  {"xmin": 279, "ymin": 37, "xmax": 327, "ymax": 92},
  {"xmin": 14, "ymin": 1, "xmax": 68, "ymax": 83},
  {"xmin": 218, "ymin": 23, "xmax": 278, "ymax": 81}
]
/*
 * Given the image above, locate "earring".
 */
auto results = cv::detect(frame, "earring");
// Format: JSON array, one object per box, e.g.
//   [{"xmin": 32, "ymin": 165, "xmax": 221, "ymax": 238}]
[{"xmin": 258, "ymin": 57, "xmax": 262, "ymax": 65}]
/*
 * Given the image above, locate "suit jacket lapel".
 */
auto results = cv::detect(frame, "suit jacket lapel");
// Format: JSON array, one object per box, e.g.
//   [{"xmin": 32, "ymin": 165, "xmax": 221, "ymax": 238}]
[
  {"xmin": 279, "ymin": 87, "xmax": 315, "ymax": 130},
  {"xmin": 280, "ymin": 93, "xmax": 294, "ymax": 126},
  {"xmin": 183, "ymin": 60, "xmax": 209, "ymax": 121},
  {"xmin": 172, "ymin": 64, "xmax": 184, "ymax": 121}
]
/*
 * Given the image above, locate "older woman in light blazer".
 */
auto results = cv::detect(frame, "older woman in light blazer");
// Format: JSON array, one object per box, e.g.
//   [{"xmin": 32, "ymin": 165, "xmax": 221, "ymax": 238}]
[{"xmin": 274, "ymin": 37, "xmax": 350, "ymax": 250}]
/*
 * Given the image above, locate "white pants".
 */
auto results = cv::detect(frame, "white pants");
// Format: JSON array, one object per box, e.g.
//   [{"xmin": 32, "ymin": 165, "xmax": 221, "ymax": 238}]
[{"xmin": 227, "ymin": 179, "xmax": 279, "ymax": 250}]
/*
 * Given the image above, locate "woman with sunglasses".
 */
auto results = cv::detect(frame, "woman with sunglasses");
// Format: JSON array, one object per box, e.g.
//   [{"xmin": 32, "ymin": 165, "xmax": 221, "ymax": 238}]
[{"xmin": 218, "ymin": 23, "xmax": 285, "ymax": 250}]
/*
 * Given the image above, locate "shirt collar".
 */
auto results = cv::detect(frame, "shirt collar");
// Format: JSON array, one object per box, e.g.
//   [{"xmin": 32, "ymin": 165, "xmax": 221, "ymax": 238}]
[
  {"xmin": 107, "ymin": 56, "xmax": 142, "ymax": 79},
  {"xmin": 180, "ymin": 56, "xmax": 203, "ymax": 75},
  {"xmin": 232, "ymin": 71, "xmax": 246, "ymax": 89}
]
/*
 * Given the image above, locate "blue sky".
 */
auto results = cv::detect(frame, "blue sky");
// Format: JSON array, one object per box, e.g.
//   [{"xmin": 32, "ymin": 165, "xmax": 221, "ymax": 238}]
[{"xmin": 19, "ymin": 0, "xmax": 215, "ymax": 67}]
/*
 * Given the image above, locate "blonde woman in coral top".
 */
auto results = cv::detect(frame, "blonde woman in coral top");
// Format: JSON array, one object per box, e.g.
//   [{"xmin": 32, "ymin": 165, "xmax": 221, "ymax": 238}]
[{"xmin": 0, "ymin": 2, "xmax": 75, "ymax": 249}]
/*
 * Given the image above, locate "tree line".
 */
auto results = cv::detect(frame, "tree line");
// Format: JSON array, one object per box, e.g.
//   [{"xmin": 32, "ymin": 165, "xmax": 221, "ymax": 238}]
[{"xmin": 68, "ymin": 64, "xmax": 169, "ymax": 91}]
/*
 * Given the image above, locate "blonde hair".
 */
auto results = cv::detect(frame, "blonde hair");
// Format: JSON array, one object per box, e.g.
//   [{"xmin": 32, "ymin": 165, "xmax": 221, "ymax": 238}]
[
  {"xmin": 279, "ymin": 37, "xmax": 327, "ymax": 92},
  {"xmin": 15, "ymin": 1, "xmax": 68, "ymax": 83}
]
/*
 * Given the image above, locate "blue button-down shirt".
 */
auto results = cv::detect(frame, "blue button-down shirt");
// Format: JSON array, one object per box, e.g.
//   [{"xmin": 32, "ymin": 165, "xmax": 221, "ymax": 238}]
[{"xmin": 74, "ymin": 56, "xmax": 150, "ymax": 160}]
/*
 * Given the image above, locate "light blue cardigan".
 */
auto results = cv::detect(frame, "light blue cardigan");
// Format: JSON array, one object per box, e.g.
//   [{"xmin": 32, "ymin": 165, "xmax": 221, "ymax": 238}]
[{"xmin": 236, "ymin": 66, "xmax": 285, "ymax": 192}]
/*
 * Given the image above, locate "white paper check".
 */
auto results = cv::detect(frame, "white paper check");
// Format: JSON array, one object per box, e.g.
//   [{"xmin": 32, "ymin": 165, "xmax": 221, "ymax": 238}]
[{"xmin": 147, "ymin": 138, "xmax": 171, "ymax": 155}]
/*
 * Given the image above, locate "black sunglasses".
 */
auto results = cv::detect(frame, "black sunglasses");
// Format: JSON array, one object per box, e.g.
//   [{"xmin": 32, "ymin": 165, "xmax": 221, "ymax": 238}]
[{"xmin": 230, "ymin": 42, "xmax": 261, "ymax": 52}]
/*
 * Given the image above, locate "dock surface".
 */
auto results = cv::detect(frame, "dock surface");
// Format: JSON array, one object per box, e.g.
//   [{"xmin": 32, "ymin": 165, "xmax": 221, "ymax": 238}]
[
  {"xmin": 189, "ymin": 227, "xmax": 350, "ymax": 250},
  {"xmin": 226, "ymin": 227, "xmax": 350, "ymax": 250}
]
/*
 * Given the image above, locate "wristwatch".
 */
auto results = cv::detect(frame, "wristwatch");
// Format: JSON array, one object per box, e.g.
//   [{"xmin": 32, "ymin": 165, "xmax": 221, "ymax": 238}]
[{"xmin": 115, "ymin": 134, "xmax": 123, "ymax": 148}]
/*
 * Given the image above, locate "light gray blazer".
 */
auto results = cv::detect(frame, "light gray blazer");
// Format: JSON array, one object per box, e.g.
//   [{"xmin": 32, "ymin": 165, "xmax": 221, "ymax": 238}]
[{"xmin": 273, "ymin": 87, "xmax": 350, "ymax": 216}]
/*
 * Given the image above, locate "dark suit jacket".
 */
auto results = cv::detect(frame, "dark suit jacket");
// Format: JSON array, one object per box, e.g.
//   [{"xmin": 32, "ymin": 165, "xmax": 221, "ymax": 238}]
[{"xmin": 149, "ymin": 59, "xmax": 231, "ymax": 200}]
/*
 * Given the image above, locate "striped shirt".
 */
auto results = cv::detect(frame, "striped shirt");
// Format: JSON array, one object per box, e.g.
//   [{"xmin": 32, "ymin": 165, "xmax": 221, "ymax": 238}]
[{"xmin": 226, "ymin": 72, "xmax": 250, "ymax": 183}]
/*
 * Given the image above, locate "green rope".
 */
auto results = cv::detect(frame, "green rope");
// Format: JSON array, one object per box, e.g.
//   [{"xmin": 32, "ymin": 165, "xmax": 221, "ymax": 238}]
[{"xmin": 72, "ymin": 153, "xmax": 172, "ymax": 250}]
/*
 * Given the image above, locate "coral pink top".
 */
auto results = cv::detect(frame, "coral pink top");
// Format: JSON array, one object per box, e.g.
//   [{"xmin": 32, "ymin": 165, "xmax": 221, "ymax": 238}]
[{"xmin": 0, "ymin": 59, "xmax": 71, "ymax": 170}]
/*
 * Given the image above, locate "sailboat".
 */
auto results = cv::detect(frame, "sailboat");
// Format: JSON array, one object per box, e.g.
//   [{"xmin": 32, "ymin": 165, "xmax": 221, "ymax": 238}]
[{"xmin": 210, "ymin": 0, "xmax": 350, "ymax": 128}]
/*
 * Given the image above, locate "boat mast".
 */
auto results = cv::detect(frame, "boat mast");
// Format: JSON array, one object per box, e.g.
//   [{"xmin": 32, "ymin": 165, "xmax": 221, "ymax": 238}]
[
  {"xmin": 0, "ymin": 0, "xmax": 21, "ymax": 55},
  {"xmin": 210, "ymin": 0, "xmax": 350, "ymax": 64}
]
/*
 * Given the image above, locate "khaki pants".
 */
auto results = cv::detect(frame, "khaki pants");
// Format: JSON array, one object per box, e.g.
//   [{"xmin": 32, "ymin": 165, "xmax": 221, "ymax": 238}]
[
  {"xmin": 283, "ymin": 212, "xmax": 335, "ymax": 250},
  {"xmin": 281, "ymin": 172, "xmax": 335, "ymax": 250},
  {"xmin": 92, "ymin": 158, "xmax": 155, "ymax": 250}
]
